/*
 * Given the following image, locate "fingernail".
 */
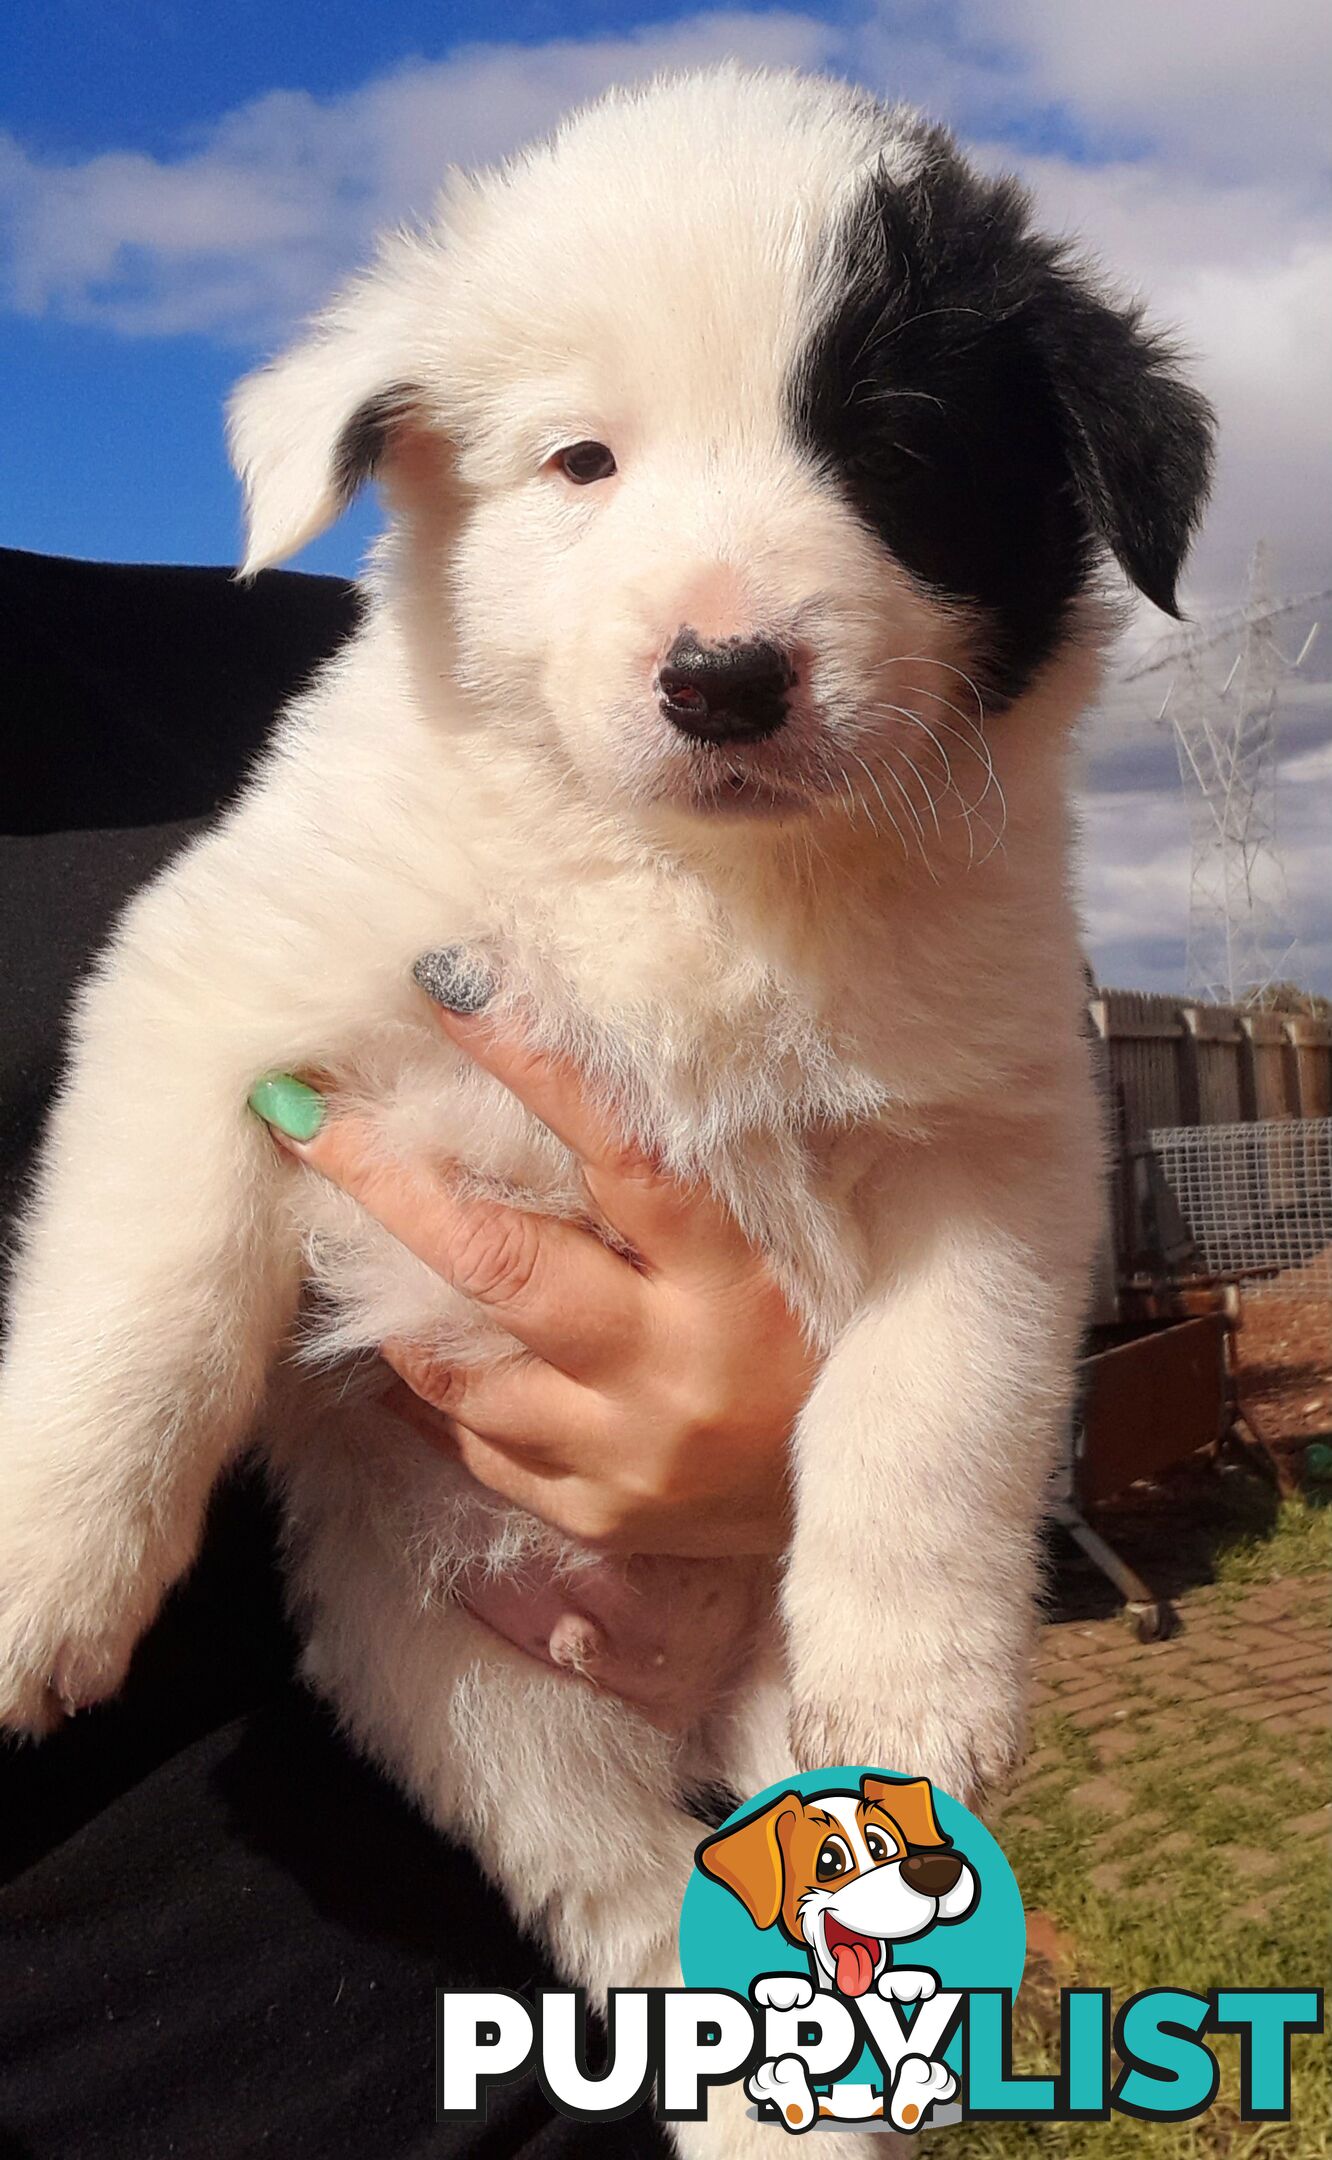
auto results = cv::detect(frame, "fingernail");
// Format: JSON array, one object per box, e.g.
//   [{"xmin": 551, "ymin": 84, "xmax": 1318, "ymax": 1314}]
[
  {"xmin": 248, "ymin": 1072, "xmax": 325, "ymax": 1143},
  {"xmin": 412, "ymin": 946, "xmax": 495, "ymax": 1016}
]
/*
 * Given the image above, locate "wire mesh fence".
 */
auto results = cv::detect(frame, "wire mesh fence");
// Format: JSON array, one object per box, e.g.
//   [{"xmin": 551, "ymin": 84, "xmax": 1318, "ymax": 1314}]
[{"xmin": 1146, "ymin": 1117, "xmax": 1332, "ymax": 1296}]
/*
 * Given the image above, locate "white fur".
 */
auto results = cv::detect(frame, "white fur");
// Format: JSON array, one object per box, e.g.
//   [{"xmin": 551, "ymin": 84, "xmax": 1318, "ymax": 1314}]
[{"xmin": 0, "ymin": 67, "xmax": 1108, "ymax": 2157}]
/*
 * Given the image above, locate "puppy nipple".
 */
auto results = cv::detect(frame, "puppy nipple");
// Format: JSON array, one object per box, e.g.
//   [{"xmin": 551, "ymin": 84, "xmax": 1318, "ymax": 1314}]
[{"xmin": 548, "ymin": 1611, "xmax": 607, "ymax": 1675}]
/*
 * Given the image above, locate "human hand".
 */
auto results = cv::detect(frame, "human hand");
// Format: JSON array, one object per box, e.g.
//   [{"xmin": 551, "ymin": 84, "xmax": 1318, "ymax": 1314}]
[{"xmin": 248, "ymin": 953, "xmax": 817, "ymax": 1557}]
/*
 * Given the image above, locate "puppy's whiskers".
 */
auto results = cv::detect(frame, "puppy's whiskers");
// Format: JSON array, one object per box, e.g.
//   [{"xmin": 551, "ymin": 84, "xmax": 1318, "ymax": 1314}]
[
  {"xmin": 902, "ymin": 685, "xmax": 1007, "ymax": 864},
  {"xmin": 879, "ymin": 707, "xmax": 983, "ymax": 868},
  {"xmin": 864, "ymin": 747, "xmax": 934, "ymax": 869},
  {"xmin": 820, "ymin": 746, "xmax": 910, "ymax": 860},
  {"xmin": 887, "ymin": 743, "xmax": 942, "ymax": 842},
  {"xmin": 862, "ymin": 659, "xmax": 1009, "ymax": 866},
  {"xmin": 887, "ymin": 654, "xmax": 988, "ymax": 730},
  {"xmin": 868, "ymin": 745, "xmax": 942, "ymax": 883},
  {"xmin": 846, "ymin": 749, "xmax": 899, "ymax": 839}
]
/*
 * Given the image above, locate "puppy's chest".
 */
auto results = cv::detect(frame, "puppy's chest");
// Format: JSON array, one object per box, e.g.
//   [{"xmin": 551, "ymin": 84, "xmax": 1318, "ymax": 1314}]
[{"xmin": 293, "ymin": 976, "xmax": 890, "ymax": 1359}]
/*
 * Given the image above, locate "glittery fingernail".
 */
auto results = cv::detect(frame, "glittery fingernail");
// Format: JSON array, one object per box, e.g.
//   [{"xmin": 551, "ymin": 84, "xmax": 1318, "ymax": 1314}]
[
  {"xmin": 247, "ymin": 1072, "xmax": 325, "ymax": 1143},
  {"xmin": 412, "ymin": 946, "xmax": 496, "ymax": 1016}
]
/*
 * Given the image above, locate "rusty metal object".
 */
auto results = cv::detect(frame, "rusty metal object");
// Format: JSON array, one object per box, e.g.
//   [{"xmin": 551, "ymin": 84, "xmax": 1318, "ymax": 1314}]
[
  {"xmin": 1075, "ymin": 1316, "xmax": 1229, "ymax": 1509},
  {"xmin": 1116, "ymin": 1280, "xmax": 1242, "ymax": 1324},
  {"xmin": 1056, "ymin": 1314, "xmax": 1234, "ymax": 1640}
]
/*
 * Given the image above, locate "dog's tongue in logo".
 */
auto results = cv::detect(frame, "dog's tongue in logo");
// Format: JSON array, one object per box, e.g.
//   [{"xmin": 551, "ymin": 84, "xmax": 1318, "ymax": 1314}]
[{"xmin": 824, "ymin": 1917, "xmax": 879, "ymax": 1997}]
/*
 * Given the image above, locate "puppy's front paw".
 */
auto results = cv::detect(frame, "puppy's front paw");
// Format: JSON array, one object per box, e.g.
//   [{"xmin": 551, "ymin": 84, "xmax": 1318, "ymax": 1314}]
[
  {"xmin": 0, "ymin": 1608, "xmax": 144, "ymax": 1736},
  {"xmin": 790, "ymin": 1679, "xmax": 1025, "ymax": 1813},
  {"xmin": 0, "ymin": 1516, "xmax": 159, "ymax": 1733},
  {"xmin": 0, "ymin": 1449, "xmax": 188, "ymax": 1736}
]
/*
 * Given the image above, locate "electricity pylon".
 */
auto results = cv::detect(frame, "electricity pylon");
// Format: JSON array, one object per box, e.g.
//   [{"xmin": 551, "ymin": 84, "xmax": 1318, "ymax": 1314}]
[{"xmin": 1120, "ymin": 545, "xmax": 1327, "ymax": 1006}]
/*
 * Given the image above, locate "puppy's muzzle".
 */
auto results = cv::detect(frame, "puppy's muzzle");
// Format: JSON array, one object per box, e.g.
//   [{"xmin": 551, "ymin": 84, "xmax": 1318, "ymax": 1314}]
[
  {"xmin": 900, "ymin": 1851, "xmax": 964, "ymax": 1897},
  {"xmin": 659, "ymin": 630, "xmax": 794, "ymax": 743}
]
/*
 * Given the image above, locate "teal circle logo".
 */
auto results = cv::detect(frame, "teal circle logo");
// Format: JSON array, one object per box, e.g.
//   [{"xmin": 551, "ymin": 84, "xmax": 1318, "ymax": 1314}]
[{"xmin": 679, "ymin": 1767, "xmax": 1025, "ymax": 2119}]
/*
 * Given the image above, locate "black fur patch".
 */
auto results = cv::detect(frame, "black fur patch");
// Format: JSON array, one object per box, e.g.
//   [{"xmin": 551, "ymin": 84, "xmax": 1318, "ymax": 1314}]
[
  {"xmin": 790, "ymin": 129, "xmax": 1214, "ymax": 708},
  {"xmin": 331, "ymin": 382, "xmax": 421, "ymax": 509}
]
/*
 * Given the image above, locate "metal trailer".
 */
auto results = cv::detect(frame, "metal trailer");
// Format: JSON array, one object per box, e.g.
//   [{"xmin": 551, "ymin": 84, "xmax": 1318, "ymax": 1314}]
[{"xmin": 1057, "ymin": 1103, "xmax": 1330, "ymax": 1641}]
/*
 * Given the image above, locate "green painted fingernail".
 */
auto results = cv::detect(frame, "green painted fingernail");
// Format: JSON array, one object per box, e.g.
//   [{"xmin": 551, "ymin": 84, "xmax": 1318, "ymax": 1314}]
[{"xmin": 248, "ymin": 1073, "xmax": 325, "ymax": 1143}]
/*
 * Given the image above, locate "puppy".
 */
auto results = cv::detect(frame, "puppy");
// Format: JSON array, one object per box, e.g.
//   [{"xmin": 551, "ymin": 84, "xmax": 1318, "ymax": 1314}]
[
  {"xmin": 0, "ymin": 66, "xmax": 1212, "ymax": 2158},
  {"xmin": 701, "ymin": 1776, "xmax": 973, "ymax": 2129}
]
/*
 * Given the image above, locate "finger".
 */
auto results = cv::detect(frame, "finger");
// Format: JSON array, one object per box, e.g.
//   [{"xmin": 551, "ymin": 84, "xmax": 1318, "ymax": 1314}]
[
  {"xmin": 380, "ymin": 1338, "xmax": 607, "ymax": 1467},
  {"xmin": 381, "ymin": 1395, "xmax": 627, "ymax": 1554},
  {"xmin": 414, "ymin": 971, "xmax": 760, "ymax": 1279},
  {"xmin": 448, "ymin": 1425, "xmax": 603, "ymax": 1536},
  {"xmin": 257, "ymin": 1095, "xmax": 647, "ymax": 1377},
  {"xmin": 377, "ymin": 1372, "xmax": 460, "ymax": 1456}
]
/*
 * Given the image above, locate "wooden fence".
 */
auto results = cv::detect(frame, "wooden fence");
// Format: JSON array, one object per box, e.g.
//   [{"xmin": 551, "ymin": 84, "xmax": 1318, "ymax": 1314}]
[{"xmin": 1088, "ymin": 990, "xmax": 1332, "ymax": 1143}]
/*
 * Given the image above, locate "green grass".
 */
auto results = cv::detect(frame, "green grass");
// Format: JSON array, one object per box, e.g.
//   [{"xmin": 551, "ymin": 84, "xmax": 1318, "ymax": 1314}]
[
  {"xmin": 965, "ymin": 1666, "xmax": 1330, "ymax": 2160},
  {"xmin": 1210, "ymin": 1491, "xmax": 1332, "ymax": 1591}
]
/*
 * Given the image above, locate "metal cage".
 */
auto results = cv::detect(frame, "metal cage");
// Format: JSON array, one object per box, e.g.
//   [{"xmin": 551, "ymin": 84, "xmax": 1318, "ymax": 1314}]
[{"xmin": 1146, "ymin": 1116, "xmax": 1332, "ymax": 1296}]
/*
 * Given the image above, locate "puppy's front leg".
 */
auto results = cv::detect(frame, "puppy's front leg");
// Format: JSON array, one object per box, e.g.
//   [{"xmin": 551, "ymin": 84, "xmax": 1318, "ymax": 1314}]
[
  {"xmin": 0, "ymin": 886, "xmax": 301, "ymax": 1732},
  {"xmin": 784, "ymin": 1112, "xmax": 1098, "ymax": 1806}
]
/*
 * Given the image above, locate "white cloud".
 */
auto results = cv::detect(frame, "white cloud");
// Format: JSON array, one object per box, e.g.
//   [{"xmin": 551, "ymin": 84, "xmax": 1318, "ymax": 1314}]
[
  {"xmin": 0, "ymin": 14, "xmax": 836, "ymax": 338},
  {"xmin": 953, "ymin": 0, "xmax": 1332, "ymax": 180}
]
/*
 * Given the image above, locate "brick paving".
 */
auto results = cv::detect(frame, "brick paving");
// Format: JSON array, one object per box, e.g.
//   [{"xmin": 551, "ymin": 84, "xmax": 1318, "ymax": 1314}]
[
  {"xmin": 1024, "ymin": 1571, "xmax": 1329, "ymax": 1750},
  {"xmin": 995, "ymin": 1571, "xmax": 1330, "ymax": 1878},
  {"xmin": 988, "ymin": 1569, "xmax": 1330, "ymax": 1987}
]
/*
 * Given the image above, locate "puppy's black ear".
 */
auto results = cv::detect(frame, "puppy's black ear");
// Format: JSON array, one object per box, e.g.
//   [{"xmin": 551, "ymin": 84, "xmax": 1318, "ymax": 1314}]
[{"xmin": 1036, "ymin": 259, "xmax": 1215, "ymax": 618}]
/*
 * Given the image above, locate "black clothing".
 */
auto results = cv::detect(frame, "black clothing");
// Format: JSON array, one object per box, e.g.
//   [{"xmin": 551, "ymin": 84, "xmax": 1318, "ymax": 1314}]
[{"xmin": 0, "ymin": 549, "xmax": 669, "ymax": 2159}]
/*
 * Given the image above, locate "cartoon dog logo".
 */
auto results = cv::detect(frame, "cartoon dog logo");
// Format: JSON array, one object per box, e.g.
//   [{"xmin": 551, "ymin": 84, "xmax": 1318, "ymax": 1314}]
[{"xmin": 698, "ymin": 1774, "xmax": 978, "ymax": 2131}]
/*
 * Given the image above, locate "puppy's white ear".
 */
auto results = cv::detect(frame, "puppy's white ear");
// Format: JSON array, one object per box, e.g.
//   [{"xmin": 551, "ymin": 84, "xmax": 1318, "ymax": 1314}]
[{"xmin": 228, "ymin": 267, "xmax": 424, "ymax": 576}]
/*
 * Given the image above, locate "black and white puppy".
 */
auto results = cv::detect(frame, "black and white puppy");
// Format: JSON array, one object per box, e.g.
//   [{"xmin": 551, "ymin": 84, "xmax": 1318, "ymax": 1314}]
[{"xmin": 0, "ymin": 66, "xmax": 1212, "ymax": 2158}]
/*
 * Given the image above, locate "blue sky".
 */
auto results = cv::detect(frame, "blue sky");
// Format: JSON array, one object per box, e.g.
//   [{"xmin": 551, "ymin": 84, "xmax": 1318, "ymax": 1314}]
[
  {"xmin": 3, "ymin": 1, "xmax": 1329, "ymax": 989},
  {"xmin": 6, "ymin": 0, "xmax": 713, "ymax": 571},
  {"xmin": 2, "ymin": 2, "xmax": 701, "ymax": 569}
]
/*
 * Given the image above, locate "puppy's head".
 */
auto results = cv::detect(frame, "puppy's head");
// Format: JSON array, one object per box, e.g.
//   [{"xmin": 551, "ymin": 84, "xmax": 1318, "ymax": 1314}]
[
  {"xmin": 698, "ymin": 1774, "xmax": 978, "ymax": 1996},
  {"xmin": 230, "ymin": 68, "xmax": 1213, "ymax": 842}
]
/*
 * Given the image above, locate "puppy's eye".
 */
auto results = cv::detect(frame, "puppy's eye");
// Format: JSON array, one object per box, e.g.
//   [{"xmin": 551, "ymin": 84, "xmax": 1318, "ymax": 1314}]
[
  {"xmin": 816, "ymin": 1836, "xmax": 853, "ymax": 1881},
  {"xmin": 556, "ymin": 440, "xmax": 617, "ymax": 485},
  {"xmin": 865, "ymin": 1828, "xmax": 895, "ymax": 1865}
]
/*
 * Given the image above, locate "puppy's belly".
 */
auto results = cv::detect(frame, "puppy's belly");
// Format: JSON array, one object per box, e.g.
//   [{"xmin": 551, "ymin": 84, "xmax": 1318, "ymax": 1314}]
[
  {"xmin": 454, "ymin": 1541, "xmax": 772, "ymax": 1729},
  {"xmin": 270, "ymin": 1375, "xmax": 771, "ymax": 1732}
]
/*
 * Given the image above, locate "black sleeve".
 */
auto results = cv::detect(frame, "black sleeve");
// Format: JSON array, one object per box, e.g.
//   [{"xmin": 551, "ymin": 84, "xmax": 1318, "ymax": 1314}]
[{"xmin": 0, "ymin": 548, "xmax": 359, "ymax": 1872}]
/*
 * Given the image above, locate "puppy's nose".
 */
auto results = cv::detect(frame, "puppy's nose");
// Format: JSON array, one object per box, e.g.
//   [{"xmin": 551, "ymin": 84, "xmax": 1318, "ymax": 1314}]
[
  {"xmin": 901, "ymin": 1851, "xmax": 963, "ymax": 1897},
  {"xmin": 658, "ymin": 631, "xmax": 794, "ymax": 743}
]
